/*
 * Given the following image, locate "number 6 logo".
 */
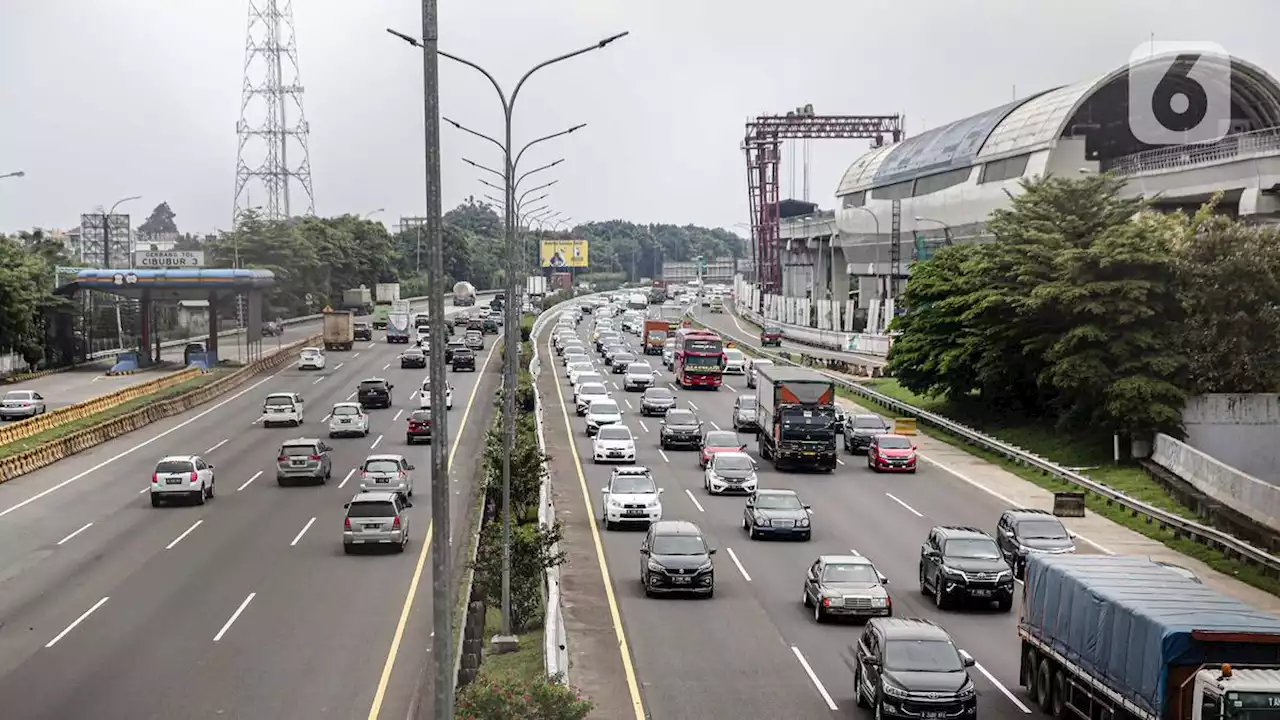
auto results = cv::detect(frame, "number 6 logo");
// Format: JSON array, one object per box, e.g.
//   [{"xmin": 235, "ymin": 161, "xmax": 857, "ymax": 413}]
[{"xmin": 1128, "ymin": 42, "xmax": 1232, "ymax": 146}]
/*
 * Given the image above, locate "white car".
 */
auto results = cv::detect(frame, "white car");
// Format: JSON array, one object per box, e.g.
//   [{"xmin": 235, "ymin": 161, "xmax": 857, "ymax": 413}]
[
  {"xmin": 662, "ymin": 340, "xmax": 676, "ymax": 369},
  {"xmin": 575, "ymin": 382, "xmax": 611, "ymax": 415},
  {"xmin": 420, "ymin": 382, "xmax": 453, "ymax": 410},
  {"xmin": 584, "ymin": 399, "xmax": 622, "ymax": 436},
  {"xmin": 571, "ymin": 370, "xmax": 604, "ymax": 393},
  {"xmin": 298, "ymin": 347, "xmax": 326, "ymax": 370},
  {"xmin": 416, "ymin": 326, "xmax": 430, "ymax": 345},
  {"xmin": 599, "ymin": 466, "xmax": 663, "ymax": 529},
  {"xmin": 359, "ymin": 454, "xmax": 416, "ymax": 496},
  {"xmin": 703, "ymin": 451, "xmax": 759, "ymax": 495},
  {"xmin": 328, "ymin": 402, "xmax": 370, "ymax": 437},
  {"xmin": 261, "ymin": 392, "xmax": 305, "ymax": 427},
  {"xmin": 723, "ymin": 348, "xmax": 747, "ymax": 375},
  {"xmin": 592, "ymin": 424, "xmax": 637, "ymax": 463},
  {"xmin": 0, "ymin": 390, "xmax": 46, "ymax": 420},
  {"xmin": 566, "ymin": 360, "xmax": 594, "ymax": 379},
  {"xmin": 151, "ymin": 454, "xmax": 215, "ymax": 506},
  {"xmin": 622, "ymin": 362, "xmax": 656, "ymax": 392},
  {"xmin": 747, "ymin": 359, "xmax": 774, "ymax": 389}
]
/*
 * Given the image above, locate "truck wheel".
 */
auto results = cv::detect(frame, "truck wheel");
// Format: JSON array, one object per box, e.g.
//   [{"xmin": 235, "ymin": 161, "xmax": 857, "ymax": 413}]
[
  {"xmin": 1035, "ymin": 659, "xmax": 1054, "ymax": 713},
  {"xmin": 1052, "ymin": 670, "xmax": 1067, "ymax": 718},
  {"xmin": 1022, "ymin": 648, "xmax": 1039, "ymax": 692}
]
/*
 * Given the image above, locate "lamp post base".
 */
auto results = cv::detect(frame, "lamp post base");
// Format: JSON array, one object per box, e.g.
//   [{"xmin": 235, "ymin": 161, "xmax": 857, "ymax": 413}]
[{"xmin": 489, "ymin": 633, "xmax": 520, "ymax": 654}]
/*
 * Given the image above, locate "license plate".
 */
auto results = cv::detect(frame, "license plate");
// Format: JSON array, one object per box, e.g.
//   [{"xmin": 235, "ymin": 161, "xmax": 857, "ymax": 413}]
[
  {"xmin": 671, "ymin": 576, "xmax": 691, "ymax": 585},
  {"xmin": 922, "ymin": 713, "xmax": 947, "ymax": 719},
  {"xmin": 375, "ymin": 477, "xmax": 389, "ymax": 483},
  {"xmin": 165, "ymin": 477, "xmax": 183, "ymax": 484},
  {"xmin": 340, "ymin": 419, "xmax": 351, "ymax": 424},
  {"xmin": 364, "ymin": 524, "xmax": 382, "ymax": 531},
  {"xmin": 291, "ymin": 460, "xmax": 306, "ymax": 466},
  {"xmin": 804, "ymin": 451, "xmax": 816, "ymax": 456},
  {"xmin": 624, "ymin": 510, "xmax": 646, "ymax": 517},
  {"xmin": 970, "ymin": 589, "xmax": 992, "ymax": 597},
  {"xmin": 609, "ymin": 452, "xmax": 623, "ymax": 457}
]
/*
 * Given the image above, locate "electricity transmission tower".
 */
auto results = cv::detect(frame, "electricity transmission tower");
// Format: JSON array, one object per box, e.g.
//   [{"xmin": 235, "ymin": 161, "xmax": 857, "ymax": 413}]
[{"xmin": 233, "ymin": 0, "xmax": 315, "ymax": 222}]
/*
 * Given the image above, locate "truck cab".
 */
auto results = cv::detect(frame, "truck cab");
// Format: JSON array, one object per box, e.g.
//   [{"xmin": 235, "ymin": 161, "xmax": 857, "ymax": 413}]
[{"xmin": 1194, "ymin": 666, "xmax": 1280, "ymax": 720}]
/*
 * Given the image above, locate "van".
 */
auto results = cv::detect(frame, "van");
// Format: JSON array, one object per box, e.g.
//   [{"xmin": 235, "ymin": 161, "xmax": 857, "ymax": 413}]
[{"xmin": 261, "ymin": 392, "xmax": 305, "ymax": 427}]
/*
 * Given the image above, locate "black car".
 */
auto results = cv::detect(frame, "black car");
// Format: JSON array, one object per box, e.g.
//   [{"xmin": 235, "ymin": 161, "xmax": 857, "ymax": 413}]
[
  {"xmin": 357, "ymin": 378, "xmax": 394, "ymax": 409},
  {"xmin": 852, "ymin": 618, "xmax": 977, "ymax": 718},
  {"xmin": 919, "ymin": 526, "xmax": 1015, "ymax": 611},
  {"xmin": 995, "ymin": 508, "xmax": 1076, "ymax": 578},
  {"xmin": 640, "ymin": 520, "xmax": 715, "ymax": 598},
  {"xmin": 744, "ymin": 489, "xmax": 811, "ymax": 541},
  {"xmin": 610, "ymin": 353, "xmax": 636, "ymax": 374},
  {"xmin": 451, "ymin": 347, "xmax": 476, "ymax": 371},
  {"xmin": 802, "ymin": 554, "xmax": 890, "ymax": 621},
  {"xmin": 639, "ymin": 387, "xmax": 676, "ymax": 416},
  {"xmin": 406, "ymin": 409, "xmax": 432, "ymax": 444},
  {"xmin": 353, "ymin": 322, "xmax": 372, "ymax": 341},
  {"xmin": 445, "ymin": 339, "xmax": 466, "ymax": 364},
  {"xmin": 482, "ymin": 318, "xmax": 499, "ymax": 335},
  {"xmin": 659, "ymin": 409, "xmax": 702, "ymax": 450},
  {"xmin": 843, "ymin": 413, "xmax": 893, "ymax": 454},
  {"xmin": 400, "ymin": 348, "xmax": 427, "ymax": 369}
]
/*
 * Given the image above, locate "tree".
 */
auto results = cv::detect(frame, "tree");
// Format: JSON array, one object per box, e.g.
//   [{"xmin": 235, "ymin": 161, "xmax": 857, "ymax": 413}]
[
  {"xmin": 138, "ymin": 202, "xmax": 179, "ymax": 236},
  {"xmin": 0, "ymin": 236, "xmax": 54, "ymax": 360}
]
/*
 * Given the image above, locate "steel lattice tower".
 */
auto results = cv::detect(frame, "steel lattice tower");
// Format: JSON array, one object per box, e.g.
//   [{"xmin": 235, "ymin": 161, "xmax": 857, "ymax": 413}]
[{"xmin": 233, "ymin": 0, "xmax": 315, "ymax": 222}]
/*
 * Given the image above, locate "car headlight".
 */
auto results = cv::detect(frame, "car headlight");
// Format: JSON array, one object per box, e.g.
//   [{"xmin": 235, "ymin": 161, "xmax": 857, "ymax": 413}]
[
  {"xmin": 696, "ymin": 561, "xmax": 713, "ymax": 572},
  {"xmin": 941, "ymin": 566, "xmax": 965, "ymax": 579},
  {"xmin": 797, "ymin": 517, "xmax": 810, "ymax": 527},
  {"xmin": 882, "ymin": 682, "xmax": 910, "ymax": 699},
  {"xmin": 745, "ymin": 473, "xmax": 758, "ymax": 484},
  {"xmin": 754, "ymin": 515, "xmax": 771, "ymax": 527},
  {"xmin": 647, "ymin": 499, "xmax": 660, "ymax": 509},
  {"xmin": 957, "ymin": 680, "xmax": 976, "ymax": 699},
  {"xmin": 609, "ymin": 500, "xmax": 622, "ymax": 508},
  {"xmin": 997, "ymin": 569, "xmax": 1014, "ymax": 581},
  {"xmin": 646, "ymin": 560, "xmax": 664, "ymax": 572},
  {"xmin": 870, "ymin": 596, "xmax": 888, "ymax": 608}
]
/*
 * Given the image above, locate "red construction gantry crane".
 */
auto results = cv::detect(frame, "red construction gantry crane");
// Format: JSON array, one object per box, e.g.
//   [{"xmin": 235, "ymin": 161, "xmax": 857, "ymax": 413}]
[{"xmin": 744, "ymin": 112, "xmax": 905, "ymax": 295}]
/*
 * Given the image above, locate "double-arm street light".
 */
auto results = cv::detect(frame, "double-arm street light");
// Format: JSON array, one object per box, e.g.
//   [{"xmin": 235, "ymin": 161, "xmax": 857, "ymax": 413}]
[{"xmin": 388, "ymin": 26, "xmax": 628, "ymax": 659}]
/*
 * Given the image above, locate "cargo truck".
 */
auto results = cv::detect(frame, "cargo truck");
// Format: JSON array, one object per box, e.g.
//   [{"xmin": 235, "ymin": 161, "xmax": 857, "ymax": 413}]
[
  {"xmin": 342, "ymin": 287, "xmax": 374, "ymax": 315},
  {"xmin": 391, "ymin": 299, "xmax": 411, "ymax": 315},
  {"xmin": 374, "ymin": 283, "xmax": 401, "ymax": 304},
  {"xmin": 1019, "ymin": 554, "xmax": 1280, "ymax": 720},
  {"xmin": 754, "ymin": 365, "xmax": 838, "ymax": 471},
  {"xmin": 526, "ymin": 275, "xmax": 548, "ymax": 299},
  {"xmin": 453, "ymin": 281, "xmax": 476, "ymax": 306},
  {"xmin": 643, "ymin": 319, "xmax": 670, "ymax": 355},
  {"xmin": 386, "ymin": 313, "xmax": 411, "ymax": 343},
  {"xmin": 322, "ymin": 309, "xmax": 355, "ymax": 351}
]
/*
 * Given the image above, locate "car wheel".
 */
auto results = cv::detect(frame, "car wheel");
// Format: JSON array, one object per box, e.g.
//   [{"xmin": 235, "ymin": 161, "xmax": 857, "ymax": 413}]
[
  {"xmin": 150, "ymin": 493, "xmax": 161, "ymax": 508},
  {"xmin": 206, "ymin": 480, "xmax": 215, "ymax": 499},
  {"xmin": 919, "ymin": 564, "xmax": 930, "ymax": 594},
  {"xmin": 813, "ymin": 600, "xmax": 826, "ymax": 623},
  {"xmin": 195, "ymin": 485, "xmax": 206, "ymax": 506},
  {"xmin": 802, "ymin": 587, "xmax": 811, "ymax": 607},
  {"xmin": 934, "ymin": 577, "xmax": 949, "ymax": 610}
]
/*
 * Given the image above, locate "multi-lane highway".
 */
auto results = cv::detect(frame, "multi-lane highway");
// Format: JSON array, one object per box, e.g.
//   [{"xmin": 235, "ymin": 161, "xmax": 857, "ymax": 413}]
[
  {"xmin": 0, "ymin": 300, "xmax": 498, "ymax": 719},
  {"xmin": 540, "ymin": 303, "xmax": 1070, "ymax": 720},
  {"xmin": 708, "ymin": 301, "xmax": 889, "ymax": 368}
]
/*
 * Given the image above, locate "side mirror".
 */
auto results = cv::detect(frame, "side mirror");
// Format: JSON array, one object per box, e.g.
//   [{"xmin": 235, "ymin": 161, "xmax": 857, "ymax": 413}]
[
  {"xmin": 803, "ymin": 504, "xmax": 811, "ymax": 511},
  {"xmin": 739, "ymin": 444, "xmax": 747, "ymax": 451},
  {"xmin": 207, "ymin": 464, "xmax": 215, "ymax": 470},
  {"xmin": 707, "ymin": 548, "xmax": 717, "ymax": 555},
  {"xmin": 959, "ymin": 650, "xmax": 975, "ymax": 667},
  {"xmin": 407, "ymin": 465, "xmax": 416, "ymax": 471},
  {"xmin": 404, "ymin": 501, "xmax": 414, "ymax": 508},
  {"xmin": 864, "ymin": 657, "xmax": 881, "ymax": 669},
  {"xmin": 658, "ymin": 488, "xmax": 666, "ymax": 494},
  {"xmin": 878, "ymin": 573, "xmax": 889, "ymax": 585},
  {"xmin": 343, "ymin": 502, "xmax": 351, "ymax": 509},
  {"xmin": 639, "ymin": 548, "xmax": 650, "ymax": 556}
]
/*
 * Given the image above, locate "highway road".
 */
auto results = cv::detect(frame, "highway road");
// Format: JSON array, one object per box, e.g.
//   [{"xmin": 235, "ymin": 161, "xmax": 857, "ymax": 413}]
[
  {"xmin": 701, "ymin": 300, "xmax": 889, "ymax": 368},
  {"xmin": 540, "ymin": 306, "xmax": 1076, "ymax": 720},
  {"xmin": 0, "ymin": 303, "xmax": 500, "ymax": 720}
]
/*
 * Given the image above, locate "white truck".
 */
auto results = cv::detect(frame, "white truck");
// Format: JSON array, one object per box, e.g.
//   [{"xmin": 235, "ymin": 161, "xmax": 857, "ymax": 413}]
[
  {"xmin": 374, "ymin": 283, "xmax": 401, "ymax": 304},
  {"xmin": 526, "ymin": 275, "xmax": 548, "ymax": 299},
  {"xmin": 322, "ymin": 309, "xmax": 355, "ymax": 351},
  {"xmin": 453, "ymin": 281, "xmax": 476, "ymax": 307}
]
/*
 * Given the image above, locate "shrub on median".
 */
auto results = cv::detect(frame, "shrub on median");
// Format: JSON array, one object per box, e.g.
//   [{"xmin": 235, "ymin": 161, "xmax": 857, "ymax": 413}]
[{"xmin": 455, "ymin": 673, "xmax": 593, "ymax": 720}]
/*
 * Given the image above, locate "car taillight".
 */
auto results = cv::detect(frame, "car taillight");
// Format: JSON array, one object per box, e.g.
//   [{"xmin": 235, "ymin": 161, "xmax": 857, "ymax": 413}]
[
  {"xmin": 309, "ymin": 455, "xmax": 321, "ymax": 461},
  {"xmin": 278, "ymin": 456, "xmax": 288, "ymax": 462},
  {"xmin": 152, "ymin": 473, "xmax": 159, "ymax": 484},
  {"xmin": 189, "ymin": 471, "xmax": 198, "ymax": 482},
  {"xmin": 392, "ymin": 516, "xmax": 401, "ymax": 530},
  {"xmin": 344, "ymin": 517, "xmax": 351, "ymax": 530}
]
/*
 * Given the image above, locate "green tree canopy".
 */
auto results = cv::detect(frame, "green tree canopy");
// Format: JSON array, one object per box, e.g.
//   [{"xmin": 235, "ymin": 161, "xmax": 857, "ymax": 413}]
[{"xmin": 138, "ymin": 201, "xmax": 179, "ymax": 236}]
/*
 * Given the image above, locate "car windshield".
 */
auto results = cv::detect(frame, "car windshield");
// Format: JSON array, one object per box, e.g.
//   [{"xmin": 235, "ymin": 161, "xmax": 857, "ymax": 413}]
[
  {"xmin": 738, "ymin": 397, "xmax": 758, "ymax": 409},
  {"xmin": 570, "ymin": 363, "xmax": 592, "ymax": 372},
  {"xmin": 644, "ymin": 388, "xmax": 673, "ymax": 400},
  {"xmin": 332, "ymin": 406, "xmax": 359, "ymax": 416},
  {"xmin": 359, "ymin": 381, "xmax": 386, "ymax": 390},
  {"xmin": 364, "ymin": 460, "xmax": 400, "ymax": 474},
  {"xmin": 265, "ymin": 396, "xmax": 294, "ymax": 407},
  {"xmin": 612, "ymin": 474, "xmax": 656, "ymax": 494},
  {"xmin": 590, "ymin": 401, "xmax": 619, "ymax": 414},
  {"xmin": 714, "ymin": 454, "xmax": 753, "ymax": 472},
  {"xmin": 597, "ymin": 427, "xmax": 631, "ymax": 441},
  {"xmin": 280, "ymin": 445, "xmax": 316, "ymax": 457},
  {"xmin": 580, "ymin": 383, "xmax": 607, "ymax": 397},
  {"xmin": 765, "ymin": 326, "xmax": 782, "ymax": 333},
  {"xmin": 156, "ymin": 460, "xmax": 195, "ymax": 473},
  {"xmin": 822, "ymin": 564, "xmax": 879, "ymax": 583},
  {"xmin": 755, "ymin": 493, "xmax": 802, "ymax": 510},
  {"xmin": 615, "ymin": 354, "xmax": 636, "ymax": 363},
  {"xmin": 945, "ymin": 538, "xmax": 1002, "ymax": 559},
  {"xmin": 651, "ymin": 535, "xmax": 707, "ymax": 556},
  {"xmin": 347, "ymin": 501, "xmax": 396, "ymax": 518},
  {"xmin": 725, "ymin": 350, "xmax": 744, "ymax": 360},
  {"xmin": 884, "ymin": 640, "xmax": 964, "ymax": 673},
  {"xmin": 704, "ymin": 431, "xmax": 740, "ymax": 447},
  {"xmin": 666, "ymin": 410, "xmax": 697, "ymax": 425},
  {"xmin": 577, "ymin": 373, "xmax": 602, "ymax": 385},
  {"xmin": 626, "ymin": 364, "xmax": 651, "ymax": 374},
  {"xmin": 878, "ymin": 436, "xmax": 913, "ymax": 449},
  {"xmin": 410, "ymin": 410, "xmax": 431, "ymax": 421},
  {"xmin": 854, "ymin": 416, "xmax": 888, "ymax": 429},
  {"xmin": 3, "ymin": 391, "xmax": 31, "ymax": 401},
  {"xmin": 1018, "ymin": 520, "xmax": 1069, "ymax": 540}
]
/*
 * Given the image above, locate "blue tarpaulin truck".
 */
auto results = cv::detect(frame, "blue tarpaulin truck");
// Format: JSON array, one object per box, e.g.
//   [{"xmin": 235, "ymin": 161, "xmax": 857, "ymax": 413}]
[{"xmin": 1019, "ymin": 554, "xmax": 1280, "ymax": 720}]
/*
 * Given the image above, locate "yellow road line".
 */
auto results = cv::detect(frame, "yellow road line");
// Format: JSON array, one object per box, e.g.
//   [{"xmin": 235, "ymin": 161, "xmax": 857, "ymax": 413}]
[
  {"xmin": 547, "ymin": 332, "xmax": 647, "ymax": 720},
  {"xmin": 366, "ymin": 344, "xmax": 500, "ymax": 720}
]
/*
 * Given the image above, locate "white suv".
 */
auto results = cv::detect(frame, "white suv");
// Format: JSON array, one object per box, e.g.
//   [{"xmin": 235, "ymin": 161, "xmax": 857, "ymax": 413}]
[
  {"xmin": 622, "ymin": 362, "xmax": 656, "ymax": 392},
  {"xmin": 262, "ymin": 392, "xmax": 305, "ymax": 427},
  {"xmin": 298, "ymin": 347, "xmax": 325, "ymax": 370},
  {"xmin": 599, "ymin": 466, "xmax": 663, "ymax": 530},
  {"xmin": 584, "ymin": 399, "xmax": 622, "ymax": 436},
  {"xmin": 151, "ymin": 455, "xmax": 215, "ymax": 507},
  {"xmin": 592, "ymin": 424, "xmax": 636, "ymax": 463},
  {"xmin": 327, "ymin": 402, "xmax": 369, "ymax": 438},
  {"xmin": 575, "ymin": 383, "xmax": 611, "ymax": 416}
]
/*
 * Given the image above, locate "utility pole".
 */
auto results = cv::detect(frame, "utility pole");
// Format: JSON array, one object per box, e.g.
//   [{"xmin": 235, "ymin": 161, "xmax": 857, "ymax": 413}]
[{"xmin": 419, "ymin": 0, "xmax": 453, "ymax": 716}]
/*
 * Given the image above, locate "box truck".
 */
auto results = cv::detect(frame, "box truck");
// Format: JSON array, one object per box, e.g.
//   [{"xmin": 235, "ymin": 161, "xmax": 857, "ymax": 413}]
[
  {"xmin": 322, "ymin": 309, "xmax": 355, "ymax": 351},
  {"xmin": 342, "ymin": 287, "xmax": 373, "ymax": 314},
  {"xmin": 754, "ymin": 365, "xmax": 838, "ymax": 471}
]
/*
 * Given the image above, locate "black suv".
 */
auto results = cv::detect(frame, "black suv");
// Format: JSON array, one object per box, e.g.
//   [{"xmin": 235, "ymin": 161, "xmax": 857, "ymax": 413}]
[
  {"xmin": 353, "ymin": 322, "xmax": 372, "ymax": 341},
  {"xmin": 658, "ymin": 409, "xmax": 702, "ymax": 450},
  {"xmin": 851, "ymin": 618, "xmax": 977, "ymax": 719},
  {"xmin": 483, "ymin": 317, "xmax": 499, "ymax": 335},
  {"xmin": 357, "ymin": 378, "xmax": 394, "ymax": 409},
  {"xmin": 399, "ymin": 348, "xmax": 427, "ymax": 369},
  {"xmin": 640, "ymin": 520, "xmax": 715, "ymax": 598},
  {"xmin": 451, "ymin": 347, "xmax": 476, "ymax": 372},
  {"xmin": 919, "ymin": 526, "xmax": 1014, "ymax": 611},
  {"xmin": 445, "ymin": 339, "xmax": 466, "ymax": 364},
  {"xmin": 843, "ymin": 413, "xmax": 892, "ymax": 454},
  {"xmin": 995, "ymin": 508, "xmax": 1076, "ymax": 578}
]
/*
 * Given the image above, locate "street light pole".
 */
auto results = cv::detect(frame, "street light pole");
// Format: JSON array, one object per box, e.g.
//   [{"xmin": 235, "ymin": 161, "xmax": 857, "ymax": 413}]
[
  {"xmin": 103, "ymin": 195, "xmax": 141, "ymax": 269},
  {"xmin": 389, "ymin": 26, "xmax": 628, "ymax": 654}
]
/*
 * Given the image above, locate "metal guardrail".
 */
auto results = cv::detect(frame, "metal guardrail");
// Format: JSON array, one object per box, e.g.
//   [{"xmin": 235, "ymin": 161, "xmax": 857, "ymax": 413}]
[{"xmin": 710, "ymin": 316, "xmax": 1280, "ymax": 579}]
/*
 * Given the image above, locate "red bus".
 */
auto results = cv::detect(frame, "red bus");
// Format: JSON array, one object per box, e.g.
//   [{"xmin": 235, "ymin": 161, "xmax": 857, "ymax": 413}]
[{"xmin": 673, "ymin": 328, "xmax": 724, "ymax": 389}]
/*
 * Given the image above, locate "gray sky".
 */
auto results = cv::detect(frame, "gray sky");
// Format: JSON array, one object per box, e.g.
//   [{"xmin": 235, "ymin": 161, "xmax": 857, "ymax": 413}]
[{"xmin": 2, "ymin": 0, "xmax": 1279, "ymax": 237}]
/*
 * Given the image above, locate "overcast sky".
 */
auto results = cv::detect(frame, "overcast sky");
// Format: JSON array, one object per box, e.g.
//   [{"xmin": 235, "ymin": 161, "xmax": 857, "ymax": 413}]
[{"xmin": 3, "ymin": 0, "xmax": 1279, "ymax": 237}]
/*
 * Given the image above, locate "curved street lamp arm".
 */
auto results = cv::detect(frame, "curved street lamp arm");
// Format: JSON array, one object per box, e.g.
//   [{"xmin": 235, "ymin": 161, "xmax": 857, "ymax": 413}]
[
  {"xmin": 108, "ymin": 195, "xmax": 142, "ymax": 215},
  {"xmin": 509, "ymin": 31, "xmax": 629, "ymax": 123},
  {"xmin": 387, "ymin": 29, "xmax": 512, "ymax": 116},
  {"xmin": 513, "ymin": 124, "xmax": 586, "ymax": 174},
  {"xmin": 463, "ymin": 157, "xmax": 504, "ymax": 180},
  {"xmin": 478, "ymin": 178, "xmax": 504, "ymax": 194},
  {"xmin": 518, "ymin": 180, "xmax": 558, "ymax": 207},
  {"xmin": 444, "ymin": 117, "xmax": 506, "ymax": 157},
  {"xmin": 515, "ymin": 158, "xmax": 564, "ymax": 189}
]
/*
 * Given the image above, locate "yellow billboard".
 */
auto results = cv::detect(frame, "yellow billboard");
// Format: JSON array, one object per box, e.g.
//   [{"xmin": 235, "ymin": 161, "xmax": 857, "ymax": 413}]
[{"xmin": 540, "ymin": 239, "xmax": 589, "ymax": 269}]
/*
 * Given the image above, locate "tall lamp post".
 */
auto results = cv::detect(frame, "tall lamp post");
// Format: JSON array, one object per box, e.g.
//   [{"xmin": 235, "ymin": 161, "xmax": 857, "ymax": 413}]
[
  {"xmin": 389, "ymin": 26, "xmax": 628, "ymax": 656},
  {"xmin": 103, "ymin": 195, "xmax": 142, "ymax": 268}
]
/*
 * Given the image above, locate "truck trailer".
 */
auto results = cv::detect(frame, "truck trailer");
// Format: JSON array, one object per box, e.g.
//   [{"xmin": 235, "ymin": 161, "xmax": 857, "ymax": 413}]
[
  {"xmin": 753, "ymin": 365, "xmax": 838, "ymax": 471},
  {"xmin": 453, "ymin": 281, "xmax": 476, "ymax": 306},
  {"xmin": 386, "ymin": 313, "xmax": 411, "ymax": 343},
  {"xmin": 342, "ymin": 287, "xmax": 373, "ymax": 315},
  {"xmin": 322, "ymin": 309, "xmax": 355, "ymax": 351},
  {"xmin": 1019, "ymin": 554, "xmax": 1280, "ymax": 720}
]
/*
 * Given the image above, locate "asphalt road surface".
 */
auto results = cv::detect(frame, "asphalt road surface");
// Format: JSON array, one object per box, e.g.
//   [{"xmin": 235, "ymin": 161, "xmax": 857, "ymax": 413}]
[
  {"xmin": 700, "ymin": 300, "xmax": 889, "ymax": 368},
  {"xmin": 540, "ymin": 307, "xmax": 1074, "ymax": 720},
  {"xmin": 0, "ymin": 304, "xmax": 501, "ymax": 720}
]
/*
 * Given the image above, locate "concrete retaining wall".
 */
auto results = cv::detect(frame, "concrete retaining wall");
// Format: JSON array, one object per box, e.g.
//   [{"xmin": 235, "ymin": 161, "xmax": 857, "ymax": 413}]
[
  {"xmin": 1153, "ymin": 432, "xmax": 1280, "ymax": 532},
  {"xmin": 1184, "ymin": 394, "xmax": 1280, "ymax": 483}
]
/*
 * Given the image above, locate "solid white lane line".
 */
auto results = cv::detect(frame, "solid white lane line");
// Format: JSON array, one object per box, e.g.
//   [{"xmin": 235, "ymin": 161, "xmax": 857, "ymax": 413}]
[
  {"xmin": 57, "ymin": 522, "xmax": 94, "ymax": 546},
  {"xmin": 45, "ymin": 596, "xmax": 110, "ymax": 648},
  {"xmin": 885, "ymin": 492, "xmax": 923, "ymax": 517},
  {"xmin": 370, "ymin": 434, "xmax": 383, "ymax": 449},
  {"xmin": 0, "ymin": 372, "xmax": 282, "ymax": 519},
  {"xmin": 290, "ymin": 517, "xmax": 317, "ymax": 547},
  {"xmin": 392, "ymin": 409, "xmax": 404, "ymax": 421},
  {"xmin": 213, "ymin": 592, "xmax": 256, "ymax": 642},
  {"xmin": 334, "ymin": 362, "xmax": 344, "ymax": 370},
  {"xmin": 338, "ymin": 468, "xmax": 355, "ymax": 489},
  {"xmin": 657, "ymin": 449, "xmax": 670, "ymax": 463},
  {"xmin": 204, "ymin": 439, "xmax": 229, "ymax": 454},
  {"xmin": 165, "ymin": 520, "xmax": 203, "ymax": 550},
  {"xmin": 725, "ymin": 547, "xmax": 752, "ymax": 582},
  {"xmin": 790, "ymin": 646, "xmax": 839, "ymax": 711},
  {"xmin": 237, "ymin": 470, "xmax": 262, "ymax": 492},
  {"xmin": 975, "ymin": 662, "xmax": 1033, "ymax": 713},
  {"xmin": 684, "ymin": 489, "xmax": 705, "ymax": 512},
  {"xmin": 638, "ymin": 420, "xmax": 649, "ymax": 433},
  {"xmin": 313, "ymin": 376, "xmax": 324, "ymax": 385},
  {"xmin": 383, "ymin": 363, "xmax": 391, "ymax": 371}
]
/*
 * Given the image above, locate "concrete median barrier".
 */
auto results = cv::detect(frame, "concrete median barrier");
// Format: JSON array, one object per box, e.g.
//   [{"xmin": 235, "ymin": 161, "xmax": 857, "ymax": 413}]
[{"xmin": 0, "ymin": 333, "xmax": 318, "ymax": 485}]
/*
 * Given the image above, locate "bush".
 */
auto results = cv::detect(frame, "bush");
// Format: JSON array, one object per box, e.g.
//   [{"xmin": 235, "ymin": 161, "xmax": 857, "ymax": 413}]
[
  {"xmin": 482, "ymin": 414, "xmax": 544, "ymax": 517},
  {"xmin": 455, "ymin": 673, "xmax": 593, "ymax": 720},
  {"xmin": 471, "ymin": 519, "xmax": 566, "ymax": 632}
]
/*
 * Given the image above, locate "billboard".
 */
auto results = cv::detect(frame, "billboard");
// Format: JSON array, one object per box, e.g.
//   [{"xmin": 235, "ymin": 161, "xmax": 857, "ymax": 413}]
[{"xmin": 540, "ymin": 239, "xmax": 589, "ymax": 269}]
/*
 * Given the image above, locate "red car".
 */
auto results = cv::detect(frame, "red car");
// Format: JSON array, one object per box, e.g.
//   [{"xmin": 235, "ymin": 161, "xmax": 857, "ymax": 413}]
[
  {"xmin": 700, "ymin": 430, "xmax": 747, "ymax": 469},
  {"xmin": 760, "ymin": 325, "xmax": 783, "ymax": 347},
  {"xmin": 406, "ymin": 409, "xmax": 432, "ymax": 445},
  {"xmin": 867, "ymin": 434, "xmax": 917, "ymax": 473}
]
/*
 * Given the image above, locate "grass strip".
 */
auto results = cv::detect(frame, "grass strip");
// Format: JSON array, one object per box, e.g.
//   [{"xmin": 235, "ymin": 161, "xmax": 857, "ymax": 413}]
[
  {"xmin": 473, "ymin": 605, "xmax": 546, "ymax": 686},
  {"xmin": 0, "ymin": 369, "xmax": 228, "ymax": 461}
]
